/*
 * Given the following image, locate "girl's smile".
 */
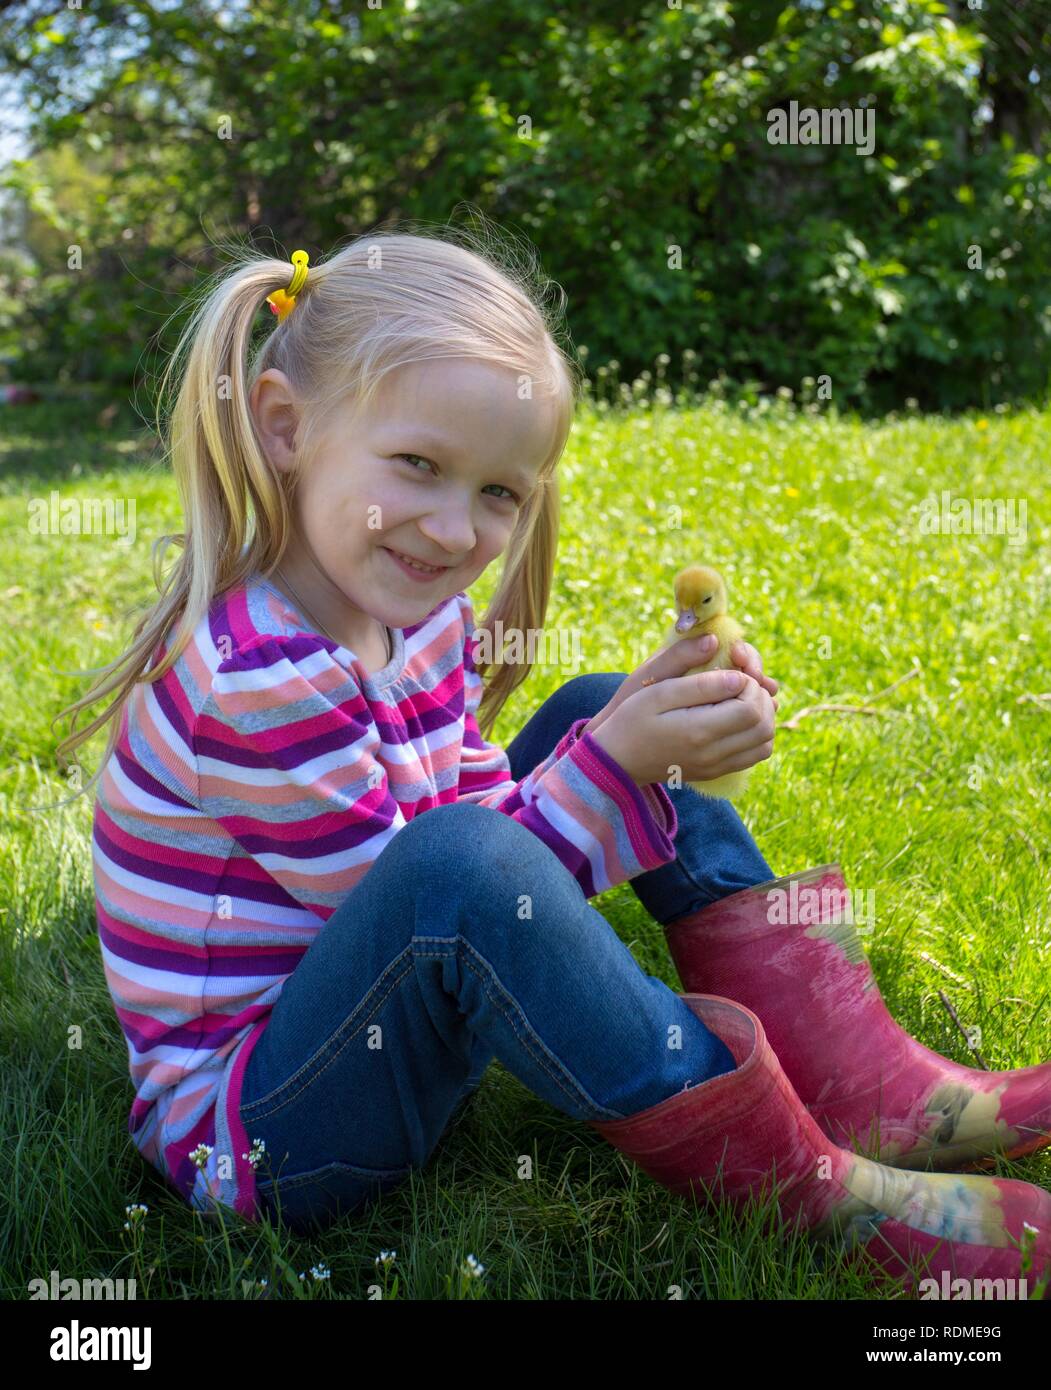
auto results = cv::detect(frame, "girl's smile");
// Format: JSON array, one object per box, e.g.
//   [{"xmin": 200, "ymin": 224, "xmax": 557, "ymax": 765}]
[{"xmin": 382, "ymin": 546, "xmax": 454, "ymax": 579}]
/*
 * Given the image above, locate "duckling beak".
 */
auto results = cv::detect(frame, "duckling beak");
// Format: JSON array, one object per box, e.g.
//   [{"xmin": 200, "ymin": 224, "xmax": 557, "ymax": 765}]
[{"xmin": 675, "ymin": 607, "xmax": 698, "ymax": 632}]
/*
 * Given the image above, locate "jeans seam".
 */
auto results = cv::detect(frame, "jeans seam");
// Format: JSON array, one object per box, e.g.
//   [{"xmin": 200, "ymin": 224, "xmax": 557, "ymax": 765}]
[
  {"xmin": 413, "ymin": 936, "xmax": 625, "ymax": 1120},
  {"xmin": 241, "ymin": 948, "xmax": 415, "ymax": 1121},
  {"xmin": 256, "ymin": 1158, "xmax": 412, "ymax": 1195}
]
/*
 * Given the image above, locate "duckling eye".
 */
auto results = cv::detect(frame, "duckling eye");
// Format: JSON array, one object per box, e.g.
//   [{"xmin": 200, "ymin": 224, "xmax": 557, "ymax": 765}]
[{"xmin": 702, "ymin": 596, "xmax": 712, "ymax": 604}]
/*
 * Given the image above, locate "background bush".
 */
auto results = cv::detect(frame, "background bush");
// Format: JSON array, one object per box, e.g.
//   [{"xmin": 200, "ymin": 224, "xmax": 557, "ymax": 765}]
[{"xmin": 1, "ymin": 0, "xmax": 1049, "ymax": 412}]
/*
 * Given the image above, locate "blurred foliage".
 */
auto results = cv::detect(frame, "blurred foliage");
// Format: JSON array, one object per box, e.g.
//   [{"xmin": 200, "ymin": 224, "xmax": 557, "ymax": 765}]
[{"xmin": 1, "ymin": 0, "xmax": 1049, "ymax": 412}]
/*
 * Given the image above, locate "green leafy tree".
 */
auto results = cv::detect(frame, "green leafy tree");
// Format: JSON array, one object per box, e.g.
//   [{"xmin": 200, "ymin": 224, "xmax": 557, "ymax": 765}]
[{"xmin": 2, "ymin": 0, "xmax": 1048, "ymax": 410}]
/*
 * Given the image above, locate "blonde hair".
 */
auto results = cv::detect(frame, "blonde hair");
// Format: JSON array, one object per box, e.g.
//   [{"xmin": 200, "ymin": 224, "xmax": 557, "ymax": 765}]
[{"xmin": 55, "ymin": 217, "xmax": 584, "ymax": 790}]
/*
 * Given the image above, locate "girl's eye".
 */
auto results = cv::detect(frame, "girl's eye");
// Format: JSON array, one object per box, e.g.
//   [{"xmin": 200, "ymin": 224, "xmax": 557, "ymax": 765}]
[
  {"xmin": 396, "ymin": 455, "xmax": 519, "ymax": 504},
  {"xmin": 483, "ymin": 483, "xmax": 518, "ymax": 502}
]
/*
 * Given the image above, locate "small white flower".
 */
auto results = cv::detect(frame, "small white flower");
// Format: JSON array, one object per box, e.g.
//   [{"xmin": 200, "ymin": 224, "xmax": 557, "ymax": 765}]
[
  {"xmin": 242, "ymin": 1138, "xmax": 267, "ymax": 1168},
  {"xmin": 375, "ymin": 1250, "xmax": 397, "ymax": 1267},
  {"xmin": 310, "ymin": 1264, "xmax": 331, "ymax": 1281},
  {"xmin": 463, "ymin": 1254, "xmax": 485, "ymax": 1278},
  {"xmin": 189, "ymin": 1143, "xmax": 214, "ymax": 1169}
]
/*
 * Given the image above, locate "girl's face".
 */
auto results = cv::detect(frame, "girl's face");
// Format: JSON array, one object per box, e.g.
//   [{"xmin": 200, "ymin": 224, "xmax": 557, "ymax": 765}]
[{"xmin": 250, "ymin": 358, "xmax": 558, "ymax": 648}]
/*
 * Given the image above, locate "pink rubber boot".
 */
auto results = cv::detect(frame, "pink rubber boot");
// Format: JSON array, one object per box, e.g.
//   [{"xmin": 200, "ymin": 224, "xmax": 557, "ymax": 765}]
[
  {"xmin": 663, "ymin": 865, "xmax": 1051, "ymax": 1171},
  {"xmin": 591, "ymin": 994, "xmax": 1051, "ymax": 1296}
]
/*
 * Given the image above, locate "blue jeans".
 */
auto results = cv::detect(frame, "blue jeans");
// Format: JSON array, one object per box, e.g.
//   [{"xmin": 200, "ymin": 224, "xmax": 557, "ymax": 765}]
[{"xmin": 238, "ymin": 672, "xmax": 774, "ymax": 1233}]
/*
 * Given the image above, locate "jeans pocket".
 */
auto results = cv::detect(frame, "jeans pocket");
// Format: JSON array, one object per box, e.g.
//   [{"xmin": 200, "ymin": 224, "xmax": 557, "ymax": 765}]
[{"xmin": 255, "ymin": 1156, "xmax": 412, "ymax": 1234}]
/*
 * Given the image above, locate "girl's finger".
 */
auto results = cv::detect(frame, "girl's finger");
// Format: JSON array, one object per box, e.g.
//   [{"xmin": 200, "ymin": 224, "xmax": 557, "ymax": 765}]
[
  {"xmin": 703, "ymin": 723, "xmax": 776, "ymax": 764},
  {"xmin": 733, "ymin": 640, "xmax": 762, "ymax": 672},
  {"xmin": 667, "ymin": 635, "xmax": 718, "ymax": 670},
  {"xmin": 731, "ymin": 642, "xmax": 779, "ymax": 696},
  {"xmin": 740, "ymin": 660, "xmax": 774, "ymax": 693}
]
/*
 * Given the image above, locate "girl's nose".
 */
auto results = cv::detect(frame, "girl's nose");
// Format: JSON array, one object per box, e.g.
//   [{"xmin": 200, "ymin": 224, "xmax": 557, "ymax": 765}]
[{"xmin": 417, "ymin": 512, "xmax": 476, "ymax": 557}]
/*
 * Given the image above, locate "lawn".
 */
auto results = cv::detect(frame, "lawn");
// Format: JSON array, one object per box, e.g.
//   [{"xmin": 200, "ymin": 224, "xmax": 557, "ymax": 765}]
[{"xmin": 1, "ymin": 390, "xmax": 1048, "ymax": 1299}]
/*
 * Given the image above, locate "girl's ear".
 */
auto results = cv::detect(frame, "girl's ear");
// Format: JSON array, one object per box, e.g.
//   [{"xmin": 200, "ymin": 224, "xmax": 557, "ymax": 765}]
[{"xmin": 250, "ymin": 369, "xmax": 300, "ymax": 476}]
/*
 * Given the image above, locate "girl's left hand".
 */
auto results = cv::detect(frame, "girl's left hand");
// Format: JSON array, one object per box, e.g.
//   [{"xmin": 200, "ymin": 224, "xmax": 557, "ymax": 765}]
[
  {"xmin": 730, "ymin": 640, "xmax": 779, "ymax": 700},
  {"xmin": 583, "ymin": 638, "xmax": 779, "ymax": 738}
]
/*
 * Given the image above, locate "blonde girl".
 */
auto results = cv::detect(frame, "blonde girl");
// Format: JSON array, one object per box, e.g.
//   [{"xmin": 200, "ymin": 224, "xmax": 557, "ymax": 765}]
[{"xmin": 57, "ymin": 222, "xmax": 1051, "ymax": 1293}]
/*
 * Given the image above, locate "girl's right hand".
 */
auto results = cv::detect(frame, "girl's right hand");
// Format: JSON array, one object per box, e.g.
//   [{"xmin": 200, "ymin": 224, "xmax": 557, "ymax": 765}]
[{"xmin": 586, "ymin": 666, "xmax": 776, "ymax": 788}]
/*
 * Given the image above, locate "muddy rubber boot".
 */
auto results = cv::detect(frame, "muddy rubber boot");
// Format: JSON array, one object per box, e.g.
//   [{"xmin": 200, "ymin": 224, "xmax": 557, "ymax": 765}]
[
  {"xmin": 662, "ymin": 865, "xmax": 1051, "ymax": 1171},
  {"xmin": 590, "ymin": 994, "xmax": 1051, "ymax": 1297}
]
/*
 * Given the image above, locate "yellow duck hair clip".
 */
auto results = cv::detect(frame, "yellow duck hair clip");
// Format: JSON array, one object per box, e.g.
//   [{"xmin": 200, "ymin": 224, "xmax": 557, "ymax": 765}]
[{"xmin": 266, "ymin": 250, "xmax": 310, "ymax": 322}]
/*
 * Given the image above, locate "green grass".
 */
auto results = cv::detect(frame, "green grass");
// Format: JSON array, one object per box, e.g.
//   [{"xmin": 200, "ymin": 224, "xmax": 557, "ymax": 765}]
[{"xmin": 1, "ymin": 393, "xmax": 1049, "ymax": 1300}]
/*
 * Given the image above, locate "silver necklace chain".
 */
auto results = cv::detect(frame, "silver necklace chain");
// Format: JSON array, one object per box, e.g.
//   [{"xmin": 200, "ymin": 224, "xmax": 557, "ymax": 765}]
[{"xmin": 274, "ymin": 566, "xmax": 391, "ymax": 663}]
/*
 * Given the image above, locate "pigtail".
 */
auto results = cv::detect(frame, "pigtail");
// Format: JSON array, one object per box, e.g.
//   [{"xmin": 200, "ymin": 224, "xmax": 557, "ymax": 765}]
[
  {"xmin": 473, "ymin": 472, "xmax": 561, "ymax": 742},
  {"xmin": 53, "ymin": 253, "xmax": 302, "ymax": 791}
]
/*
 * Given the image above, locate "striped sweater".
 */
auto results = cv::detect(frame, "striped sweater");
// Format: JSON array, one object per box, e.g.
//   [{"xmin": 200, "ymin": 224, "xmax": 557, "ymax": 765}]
[{"xmin": 92, "ymin": 574, "xmax": 680, "ymax": 1220}]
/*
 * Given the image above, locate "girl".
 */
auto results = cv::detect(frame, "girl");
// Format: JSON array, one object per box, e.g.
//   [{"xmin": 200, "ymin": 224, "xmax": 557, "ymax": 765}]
[{"xmin": 59, "ymin": 227, "xmax": 1050, "ymax": 1294}]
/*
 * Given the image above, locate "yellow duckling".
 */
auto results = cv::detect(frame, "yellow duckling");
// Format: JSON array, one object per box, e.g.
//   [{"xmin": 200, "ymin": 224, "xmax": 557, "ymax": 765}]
[{"xmin": 664, "ymin": 564, "xmax": 750, "ymax": 800}]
